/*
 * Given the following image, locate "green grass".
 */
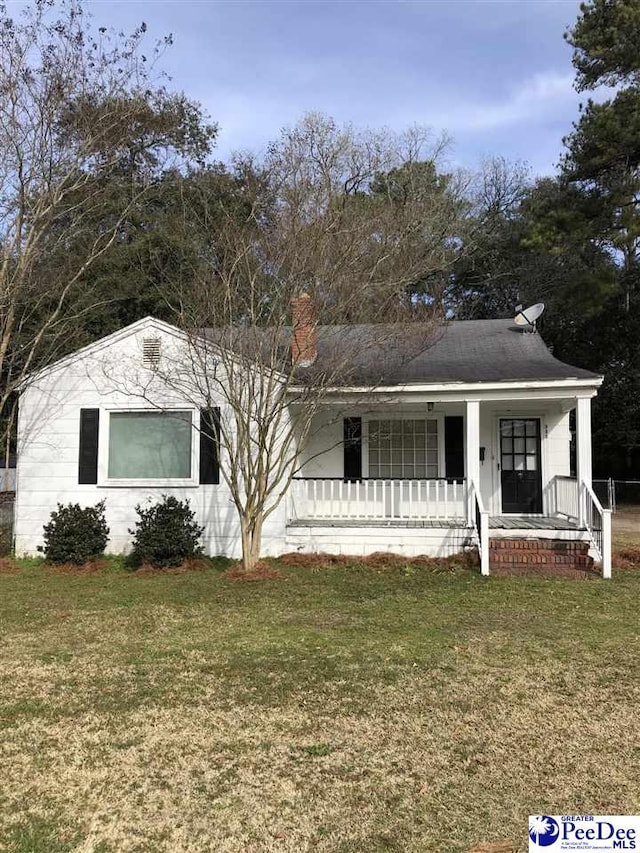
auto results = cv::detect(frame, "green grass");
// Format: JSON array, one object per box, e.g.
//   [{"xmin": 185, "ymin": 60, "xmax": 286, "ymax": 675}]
[
  {"xmin": 612, "ymin": 505, "xmax": 640, "ymax": 548},
  {"xmin": 1, "ymin": 556, "xmax": 639, "ymax": 852}
]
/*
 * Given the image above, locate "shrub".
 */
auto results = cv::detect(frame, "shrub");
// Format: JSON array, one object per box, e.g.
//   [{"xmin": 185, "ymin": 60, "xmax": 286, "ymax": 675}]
[
  {"xmin": 42, "ymin": 501, "xmax": 109, "ymax": 564},
  {"xmin": 127, "ymin": 495, "xmax": 204, "ymax": 568}
]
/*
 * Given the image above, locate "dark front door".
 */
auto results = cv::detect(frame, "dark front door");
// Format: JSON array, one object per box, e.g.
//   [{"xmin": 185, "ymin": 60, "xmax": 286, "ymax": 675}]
[{"xmin": 500, "ymin": 418, "xmax": 542, "ymax": 513}]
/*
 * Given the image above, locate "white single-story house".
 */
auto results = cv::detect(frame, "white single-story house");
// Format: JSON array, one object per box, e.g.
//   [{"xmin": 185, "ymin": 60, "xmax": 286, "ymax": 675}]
[{"xmin": 13, "ymin": 309, "xmax": 612, "ymax": 576}]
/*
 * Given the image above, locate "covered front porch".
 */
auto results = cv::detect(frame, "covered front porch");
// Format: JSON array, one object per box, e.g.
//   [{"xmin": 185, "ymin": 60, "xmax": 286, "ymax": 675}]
[{"xmin": 287, "ymin": 393, "xmax": 611, "ymax": 577}]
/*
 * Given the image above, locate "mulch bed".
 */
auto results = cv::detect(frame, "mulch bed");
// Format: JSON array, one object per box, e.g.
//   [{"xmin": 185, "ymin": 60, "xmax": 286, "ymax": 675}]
[
  {"xmin": 45, "ymin": 558, "xmax": 108, "ymax": 575},
  {"xmin": 45, "ymin": 557, "xmax": 214, "ymax": 576},
  {"xmin": 0, "ymin": 557, "xmax": 21, "ymax": 574},
  {"xmin": 278, "ymin": 550, "xmax": 479, "ymax": 572},
  {"xmin": 131, "ymin": 558, "xmax": 213, "ymax": 576},
  {"xmin": 613, "ymin": 546, "xmax": 640, "ymax": 570},
  {"xmin": 413, "ymin": 550, "xmax": 480, "ymax": 571},
  {"xmin": 277, "ymin": 552, "xmax": 351, "ymax": 569},
  {"xmin": 224, "ymin": 561, "xmax": 286, "ymax": 581},
  {"xmin": 361, "ymin": 551, "xmax": 409, "ymax": 568}
]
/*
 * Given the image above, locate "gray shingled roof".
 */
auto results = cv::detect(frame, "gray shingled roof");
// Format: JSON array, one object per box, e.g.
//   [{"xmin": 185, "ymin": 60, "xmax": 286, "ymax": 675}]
[{"xmin": 303, "ymin": 319, "xmax": 601, "ymax": 385}]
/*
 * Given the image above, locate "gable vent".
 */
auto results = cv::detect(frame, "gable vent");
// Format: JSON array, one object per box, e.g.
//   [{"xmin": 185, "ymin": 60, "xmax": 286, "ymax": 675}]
[{"xmin": 142, "ymin": 337, "xmax": 161, "ymax": 368}]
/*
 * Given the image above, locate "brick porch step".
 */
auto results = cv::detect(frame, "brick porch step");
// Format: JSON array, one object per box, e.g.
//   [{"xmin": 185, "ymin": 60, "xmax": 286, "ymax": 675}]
[{"xmin": 489, "ymin": 538, "xmax": 596, "ymax": 577}]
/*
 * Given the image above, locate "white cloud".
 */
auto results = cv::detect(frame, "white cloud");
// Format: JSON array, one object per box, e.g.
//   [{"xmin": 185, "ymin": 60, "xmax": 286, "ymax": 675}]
[
  {"xmin": 206, "ymin": 71, "xmax": 578, "ymax": 162},
  {"xmin": 430, "ymin": 71, "xmax": 577, "ymax": 134}
]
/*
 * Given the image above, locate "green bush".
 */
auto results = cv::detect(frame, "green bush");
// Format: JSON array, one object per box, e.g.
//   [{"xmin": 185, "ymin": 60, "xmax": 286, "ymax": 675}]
[
  {"xmin": 127, "ymin": 495, "xmax": 204, "ymax": 568},
  {"xmin": 42, "ymin": 501, "xmax": 109, "ymax": 564}
]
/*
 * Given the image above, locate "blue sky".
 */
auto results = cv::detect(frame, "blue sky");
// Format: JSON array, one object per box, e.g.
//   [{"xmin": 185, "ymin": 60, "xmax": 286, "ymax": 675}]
[{"xmin": 88, "ymin": 1, "xmax": 587, "ymax": 176}]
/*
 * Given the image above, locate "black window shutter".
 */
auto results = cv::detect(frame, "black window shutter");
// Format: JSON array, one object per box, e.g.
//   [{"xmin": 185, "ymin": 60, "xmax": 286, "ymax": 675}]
[
  {"xmin": 78, "ymin": 408, "xmax": 99, "ymax": 484},
  {"xmin": 445, "ymin": 416, "xmax": 465, "ymax": 480},
  {"xmin": 200, "ymin": 408, "xmax": 220, "ymax": 485},
  {"xmin": 343, "ymin": 417, "xmax": 362, "ymax": 482}
]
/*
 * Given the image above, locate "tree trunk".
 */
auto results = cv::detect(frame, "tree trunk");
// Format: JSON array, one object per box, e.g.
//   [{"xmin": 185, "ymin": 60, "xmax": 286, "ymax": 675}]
[{"xmin": 240, "ymin": 513, "xmax": 264, "ymax": 572}]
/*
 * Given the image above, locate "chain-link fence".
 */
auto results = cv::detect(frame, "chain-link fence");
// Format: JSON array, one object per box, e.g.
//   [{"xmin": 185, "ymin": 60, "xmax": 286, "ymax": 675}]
[{"xmin": 592, "ymin": 479, "xmax": 640, "ymax": 511}]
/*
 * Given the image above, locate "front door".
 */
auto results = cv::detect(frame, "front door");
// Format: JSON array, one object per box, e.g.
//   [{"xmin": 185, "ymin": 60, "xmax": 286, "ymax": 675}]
[{"xmin": 499, "ymin": 418, "xmax": 542, "ymax": 513}]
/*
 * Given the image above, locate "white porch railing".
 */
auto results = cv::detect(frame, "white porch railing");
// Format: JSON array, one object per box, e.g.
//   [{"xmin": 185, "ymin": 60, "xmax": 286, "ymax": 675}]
[
  {"xmin": 289, "ymin": 478, "xmax": 466, "ymax": 522},
  {"xmin": 469, "ymin": 479, "xmax": 489, "ymax": 577},
  {"xmin": 552, "ymin": 475, "xmax": 579, "ymax": 520},
  {"xmin": 582, "ymin": 482, "xmax": 612, "ymax": 579},
  {"xmin": 551, "ymin": 475, "xmax": 612, "ymax": 578}
]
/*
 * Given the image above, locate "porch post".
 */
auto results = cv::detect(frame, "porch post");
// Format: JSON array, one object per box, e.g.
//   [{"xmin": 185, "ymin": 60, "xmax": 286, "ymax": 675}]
[
  {"xmin": 575, "ymin": 397, "xmax": 592, "ymax": 526},
  {"xmin": 602, "ymin": 509, "xmax": 612, "ymax": 579},
  {"xmin": 465, "ymin": 399, "xmax": 480, "ymax": 525}
]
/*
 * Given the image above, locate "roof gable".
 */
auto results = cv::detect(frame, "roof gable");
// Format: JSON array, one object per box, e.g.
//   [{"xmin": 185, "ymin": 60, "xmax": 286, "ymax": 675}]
[{"xmin": 24, "ymin": 317, "xmax": 187, "ymax": 385}]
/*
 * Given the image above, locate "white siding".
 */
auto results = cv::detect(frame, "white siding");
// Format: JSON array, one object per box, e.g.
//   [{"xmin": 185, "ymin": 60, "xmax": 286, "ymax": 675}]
[
  {"xmin": 14, "ymin": 324, "xmax": 289, "ymax": 557},
  {"xmin": 298, "ymin": 411, "xmax": 343, "ymax": 477},
  {"xmin": 14, "ymin": 319, "xmax": 582, "ymax": 560},
  {"xmin": 286, "ymin": 524, "xmax": 471, "ymax": 558}
]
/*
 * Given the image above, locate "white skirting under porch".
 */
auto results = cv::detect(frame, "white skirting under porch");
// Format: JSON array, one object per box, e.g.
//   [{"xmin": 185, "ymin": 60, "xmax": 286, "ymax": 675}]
[{"xmin": 284, "ymin": 521, "xmax": 473, "ymax": 558}]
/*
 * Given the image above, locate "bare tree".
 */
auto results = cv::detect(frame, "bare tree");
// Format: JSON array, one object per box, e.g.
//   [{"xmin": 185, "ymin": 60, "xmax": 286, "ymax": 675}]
[
  {"xmin": 0, "ymin": 0, "xmax": 215, "ymax": 458},
  {"xmin": 118, "ymin": 114, "xmax": 472, "ymax": 571}
]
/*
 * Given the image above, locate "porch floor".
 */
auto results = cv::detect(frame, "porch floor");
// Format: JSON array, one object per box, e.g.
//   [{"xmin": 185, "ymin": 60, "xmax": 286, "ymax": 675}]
[
  {"xmin": 489, "ymin": 515, "xmax": 582, "ymax": 531},
  {"xmin": 287, "ymin": 515, "xmax": 583, "ymax": 530}
]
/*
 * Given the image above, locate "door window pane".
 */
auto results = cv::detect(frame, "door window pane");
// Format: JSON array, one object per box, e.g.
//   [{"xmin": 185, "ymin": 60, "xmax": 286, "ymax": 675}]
[{"xmin": 108, "ymin": 411, "xmax": 192, "ymax": 479}]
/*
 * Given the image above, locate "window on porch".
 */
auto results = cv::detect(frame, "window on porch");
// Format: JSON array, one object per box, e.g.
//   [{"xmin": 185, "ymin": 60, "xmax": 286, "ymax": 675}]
[{"xmin": 368, "ymin": 419, "xmax": 439, "ymax": 478}]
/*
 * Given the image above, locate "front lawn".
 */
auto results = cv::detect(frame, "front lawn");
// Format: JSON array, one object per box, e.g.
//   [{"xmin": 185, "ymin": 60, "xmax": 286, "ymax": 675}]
[{"xmin": 1, "ymin": 557, "xmax": 639, "ymax": 853}]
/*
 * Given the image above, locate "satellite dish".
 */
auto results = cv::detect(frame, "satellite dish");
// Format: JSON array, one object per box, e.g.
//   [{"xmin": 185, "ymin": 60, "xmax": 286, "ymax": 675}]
[{"xmin": 514, "ymin": 302, "xmax": 545, "ymax": 332}]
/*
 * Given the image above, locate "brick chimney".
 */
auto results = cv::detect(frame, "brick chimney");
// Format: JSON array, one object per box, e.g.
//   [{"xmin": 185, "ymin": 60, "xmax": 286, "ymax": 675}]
[{"xmin": 291, "ymin": 293, "xmax": 317, "ymax": 367}]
